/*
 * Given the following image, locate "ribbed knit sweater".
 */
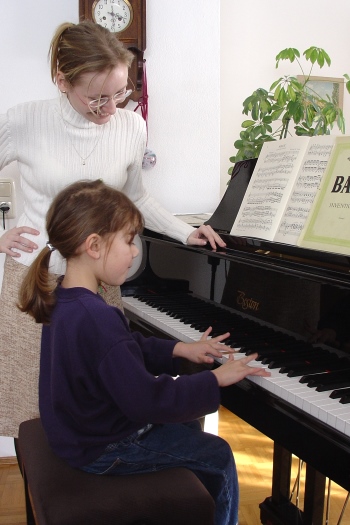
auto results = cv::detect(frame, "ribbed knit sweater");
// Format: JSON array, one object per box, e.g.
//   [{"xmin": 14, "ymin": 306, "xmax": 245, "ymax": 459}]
[{"xmin": 0, "ymin": 96, "xmax": 194, "ymax": 274}]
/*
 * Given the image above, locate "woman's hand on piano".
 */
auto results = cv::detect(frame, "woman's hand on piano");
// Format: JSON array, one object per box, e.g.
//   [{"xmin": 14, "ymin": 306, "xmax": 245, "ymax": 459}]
[
  {"xmin": 186, "ymin": 225, "xmax": 226, "ymax": 250},
  {"xmin": 173, "ymin": 327, "xmax": 235, "ymax": 364},
  {"xmin": 0, "ymin": 226, "xmax": 40, "ymax": 256},
  {"xmin": 211, "ymin": 353, "xmax": 271, "ymax": 387}
]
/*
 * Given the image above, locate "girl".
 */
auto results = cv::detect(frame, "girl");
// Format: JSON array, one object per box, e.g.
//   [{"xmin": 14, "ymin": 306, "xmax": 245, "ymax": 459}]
[{"xmin": 19, "ymin": 179, "xmax": 270, "ymax": 525}]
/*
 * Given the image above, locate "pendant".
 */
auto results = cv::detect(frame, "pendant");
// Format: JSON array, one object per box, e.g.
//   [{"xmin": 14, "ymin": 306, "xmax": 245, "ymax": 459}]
[
  {"xmin": 82, "ymin": 160, "xmax": 86, "ymax": 166},
  {"xmin": 142, "ymin": 148, "xmax": 157, "ymax": 170}
]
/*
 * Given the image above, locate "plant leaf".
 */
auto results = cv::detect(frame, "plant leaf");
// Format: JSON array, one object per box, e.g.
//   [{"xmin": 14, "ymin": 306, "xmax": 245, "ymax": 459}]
[
  {"xmin": 275, "ymin": 48, "xmax": 300, "ymax": 68},
  {"xmin": 242, "ymin": 120, "xmax": 256, "ymax": 128},
  {"xmin": 277, "ymin": 88, "xmax": 287, "ymax": 106}
]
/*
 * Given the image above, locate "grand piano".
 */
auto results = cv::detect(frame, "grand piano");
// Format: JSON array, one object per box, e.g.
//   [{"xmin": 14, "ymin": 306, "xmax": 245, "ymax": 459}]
[{"xmin": 121, "ymin": 161, "xmax": 350, "ymax": 525}]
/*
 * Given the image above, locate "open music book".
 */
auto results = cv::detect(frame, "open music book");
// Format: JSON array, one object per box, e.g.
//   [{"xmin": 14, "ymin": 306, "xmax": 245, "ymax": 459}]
[
  {"xmin": 297, "ymin": 135, "xmax": 350, "ymax": 255},
  {"xmin": 230, "ymin": 135, "xmax": 338, "ymax": 245}
]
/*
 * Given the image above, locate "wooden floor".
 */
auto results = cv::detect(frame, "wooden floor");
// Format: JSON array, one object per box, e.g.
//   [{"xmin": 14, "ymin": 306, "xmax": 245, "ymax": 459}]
[
  {"xmin": 1, "ymin": 407, "xmax": 349, "ymax": 524},
  {"xmin": 219, "ymin": 406, "xmax": 350, "ymax": 525}
]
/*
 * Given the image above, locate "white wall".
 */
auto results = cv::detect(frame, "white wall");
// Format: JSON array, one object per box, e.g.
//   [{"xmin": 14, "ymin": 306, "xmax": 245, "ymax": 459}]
[
  {"xmin": 1, "ymin": 0, "xmax": 350, "ymax": 455},
  {"xmin": 144, "ymin": 2, "xmax": 220, "ymax": 213}
]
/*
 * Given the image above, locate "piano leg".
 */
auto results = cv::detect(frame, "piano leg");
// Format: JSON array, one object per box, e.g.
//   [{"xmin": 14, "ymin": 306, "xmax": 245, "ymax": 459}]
[
  {"xmin": 260, "ymin": 444, "xmax": 302, "ymax": 525},
  {"xmin": 303, "ymin": 464, "xmax": 326, "ymax": 525},
  {"xmin": 271, "ymin": 443, "xmax": 292, "ymax": 502},
  {"xmin": 259, "ymin": 443, "xmax": 326, "ymax": 525}
]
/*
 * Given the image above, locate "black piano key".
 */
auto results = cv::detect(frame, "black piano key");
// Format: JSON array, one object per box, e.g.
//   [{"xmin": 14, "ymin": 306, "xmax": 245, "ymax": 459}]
[
  {"xmin": 284, "ymin": 358, "xmax": 349, "ymax": 377},
  {"xmin": 244, "ymin": 347, "xmax": 267, "ymax": 356},
  {"xmin": 330, "ymin": 387, "xmax": 350, "ymax": 399},
  {"xmin": 317, "ymin": 381, "xmax": 350, "ymax": 392},
  {"xmin": 274, "ymin": 353, "xmax": 345, "ymax": 373},
  {"xmin": 269, "ymin": 355, "xmax": 316, "ymax": 368},
  {"xmin": 318, "ymin": 369, "xmax": 350, "ymax": 384},
  {"xmin": 301, "ymin": 369, "xmax": 350, "ymax": 391},
  {"xmin": 285, "ymin": 365, "xmax": 328, "ymax": 377},
  {"xmin": 284, "ymin": 359, "xmax": 346, "ymax": 377},
  {"xmin": 300, "ymin": 368, "xmax": 350, "ymax": 384},
  {"xmin": 258, "ymin": 342, "xmax": 318, "ymax": 360},
  {"xmin": 263, "ymin": 349, "xmax": 320, "ymax": 367}
]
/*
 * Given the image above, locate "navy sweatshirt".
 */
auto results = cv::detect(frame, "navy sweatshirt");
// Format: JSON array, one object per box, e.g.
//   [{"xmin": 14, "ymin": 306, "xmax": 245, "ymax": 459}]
[{"xmin": 39, "ymin": 286, "xmax": 220, "ymax": 467}]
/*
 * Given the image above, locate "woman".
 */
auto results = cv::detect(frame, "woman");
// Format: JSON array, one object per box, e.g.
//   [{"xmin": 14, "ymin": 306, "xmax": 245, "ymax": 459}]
[{"xmin": 0, "ymin": 21, "xmax": 224, "ymax": 438}]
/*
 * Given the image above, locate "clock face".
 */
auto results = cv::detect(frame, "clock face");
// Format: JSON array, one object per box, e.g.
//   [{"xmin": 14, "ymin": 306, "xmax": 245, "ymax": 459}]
[{"xmin": 92, "ymin": 0, "xmax": 133, "ymax": 33}]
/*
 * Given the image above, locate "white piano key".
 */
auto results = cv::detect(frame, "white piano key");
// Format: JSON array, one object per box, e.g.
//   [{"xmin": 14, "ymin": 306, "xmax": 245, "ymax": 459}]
[
  {"xmin": 286, "ymin": 385, "xmax": 312, "ymax": 406},
  {"xmin": 327, "ymin": 406, "xmax": 350, "ymax": 429},
  {"xmin": 300, "ymin": 391, "xmax": 330, "ymax": 413},
  {"xmin": 345, "ymin": 420, "xmax": 350, "ymax": 436},
  {"xmin": 312, "ymin": 398, "xmax": 344, "ymax": 422},
  {"xmin": 251, "ymin": 373, "xmax": 300, "ymax": 400},
  {"xmin": 316, "ymin": 400, "xmax": 344, "ymax": 424}
]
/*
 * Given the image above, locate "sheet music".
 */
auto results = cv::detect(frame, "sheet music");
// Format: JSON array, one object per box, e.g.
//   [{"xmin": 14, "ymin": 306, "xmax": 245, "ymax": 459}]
[
  {"xmin": 274, "ymin": 136, "xmax": 335, "ymax": 244},
  {"xmin": 298, "ymin": 136, "xmax": 350, "ymax": 255},
  {"xmin": 230, "ymin": 136, "xmax": 336, "ymax": 243}
]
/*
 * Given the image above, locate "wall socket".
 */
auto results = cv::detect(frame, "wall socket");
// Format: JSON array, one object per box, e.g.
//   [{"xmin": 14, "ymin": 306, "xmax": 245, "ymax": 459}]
[
  {"xmin": 0, "ymin": 201, "xmax": 14, "ymax": 219},
  {"xmin": 0, "ymin": 179, "xmax": 16, "ymax": 219}
]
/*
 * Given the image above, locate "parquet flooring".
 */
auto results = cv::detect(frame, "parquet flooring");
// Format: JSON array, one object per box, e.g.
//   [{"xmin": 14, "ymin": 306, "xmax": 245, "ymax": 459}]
[
  {"xmin": 0, "ymin": 407, "xmax": 349, "ymax": 524},
  {"xmin": 219, "ymin": 405, "xmax": 350, "ymax": 525},
  {"xmin": 0, "ymin": 459, "xmax": 26, "ymax": 525}
]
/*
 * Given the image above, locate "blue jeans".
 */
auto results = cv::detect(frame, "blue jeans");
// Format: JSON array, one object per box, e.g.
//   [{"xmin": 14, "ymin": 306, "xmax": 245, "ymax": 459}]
[{"xmin": 81, "ymin": 420, "xmax": 238, "ymax": 525}]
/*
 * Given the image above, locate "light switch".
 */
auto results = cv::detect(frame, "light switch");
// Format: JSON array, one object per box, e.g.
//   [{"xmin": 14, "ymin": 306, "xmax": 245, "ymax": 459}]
[{"xmin": 0, "ymin": 182, "xmax": 11, "ymax": 198}]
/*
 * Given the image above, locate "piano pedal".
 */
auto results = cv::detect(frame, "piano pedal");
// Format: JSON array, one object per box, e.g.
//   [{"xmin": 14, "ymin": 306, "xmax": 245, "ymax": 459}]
[{"xmin": 259, "ymin": 496, "xmax": 305, "ymax": 525}]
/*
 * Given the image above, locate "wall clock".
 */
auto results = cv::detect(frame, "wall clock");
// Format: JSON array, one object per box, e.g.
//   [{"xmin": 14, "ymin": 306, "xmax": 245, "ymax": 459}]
[
  {"xmin": 92, "ymin": 0, "xmax": 134, "ymax": 34},
  {"xmin": 79, "ymin": 0, "xmax": 146, "ymax": 103}
]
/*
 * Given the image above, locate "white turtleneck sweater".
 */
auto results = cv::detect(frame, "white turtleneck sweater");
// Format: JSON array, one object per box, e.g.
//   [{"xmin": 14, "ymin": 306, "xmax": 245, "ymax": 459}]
[{"xmin": 0, "ymin": 96, "xmax": 194, "ymax": 275}]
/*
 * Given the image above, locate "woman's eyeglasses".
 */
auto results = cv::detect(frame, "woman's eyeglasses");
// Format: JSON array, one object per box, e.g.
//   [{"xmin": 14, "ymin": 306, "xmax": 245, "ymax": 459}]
[
  {"xmin": 71, "ymin": 79, "xmax": 135, "ymax": 114},
  {"xmin": 89, "ymin": 87, "xmax": 134, "ymax": 111}
]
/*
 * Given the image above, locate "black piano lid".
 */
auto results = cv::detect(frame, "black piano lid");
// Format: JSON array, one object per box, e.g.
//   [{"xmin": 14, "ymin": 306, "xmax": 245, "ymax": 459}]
[
  {"xmin": 143, "ymin": 228, "xmax": 350, "ymax": 288},
  {"xmin": 218, "ymin": 234, "xmax": 350, "ymax": 285}
]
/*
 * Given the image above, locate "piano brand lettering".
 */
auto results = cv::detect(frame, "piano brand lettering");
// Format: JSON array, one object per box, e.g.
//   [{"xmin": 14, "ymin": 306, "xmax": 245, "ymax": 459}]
[
  {"xmin": 331, "ymin": 176, "xmax": 350, "ymax": 193},
  {"xmin": 237, "ymin": 290, "xmax": 259, "ymax": 311}
]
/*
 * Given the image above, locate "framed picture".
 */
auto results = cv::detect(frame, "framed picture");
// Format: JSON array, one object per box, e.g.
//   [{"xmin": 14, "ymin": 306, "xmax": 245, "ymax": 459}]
[{"xmin": 297, "ymin": 75, "xmax": 345, "ymax": 110}]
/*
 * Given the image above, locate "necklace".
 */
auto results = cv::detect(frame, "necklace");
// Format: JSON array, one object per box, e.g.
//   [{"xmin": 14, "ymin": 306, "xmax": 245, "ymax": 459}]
[
  {"xmin": 59, "ymin": 95, "xmax": 104, "ymax": 166},
  {"xmin": 66, "ymin": 132, "xmax": 103, "ymax": 166}
]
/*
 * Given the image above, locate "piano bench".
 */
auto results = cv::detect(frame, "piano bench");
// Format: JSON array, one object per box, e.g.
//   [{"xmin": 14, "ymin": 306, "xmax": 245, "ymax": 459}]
[{"xmin": 18, "ymin": 418, "xmax": 215, "ymax": 525}]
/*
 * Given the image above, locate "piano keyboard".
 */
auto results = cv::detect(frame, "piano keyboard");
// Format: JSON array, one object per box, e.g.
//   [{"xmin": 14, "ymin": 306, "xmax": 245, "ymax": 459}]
[{"xmin": 122, "ymin": 291, "xmax": 350, "ymax": 438}]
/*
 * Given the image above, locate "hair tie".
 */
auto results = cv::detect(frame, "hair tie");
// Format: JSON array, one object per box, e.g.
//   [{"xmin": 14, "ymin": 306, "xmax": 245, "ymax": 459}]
[{"xmin": 46, "ymin": 242, "xmax": 56, "ymax": 252}]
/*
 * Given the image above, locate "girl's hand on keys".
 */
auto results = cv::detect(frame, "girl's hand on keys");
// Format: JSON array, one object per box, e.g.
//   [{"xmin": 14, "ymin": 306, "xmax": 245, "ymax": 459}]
[
  {"xmin": 173, "ymin": 326, "xmax": 236, "ymax": 364},
  {"xmin": 211, "ymin": 353, "xmax": 271, "ymax": 387}
]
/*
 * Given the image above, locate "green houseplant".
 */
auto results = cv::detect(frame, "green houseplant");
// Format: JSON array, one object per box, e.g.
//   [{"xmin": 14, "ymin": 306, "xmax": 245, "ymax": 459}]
[{"xmin": 228, "ymin": 47, "xmax": 350, "ymax": 176}]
